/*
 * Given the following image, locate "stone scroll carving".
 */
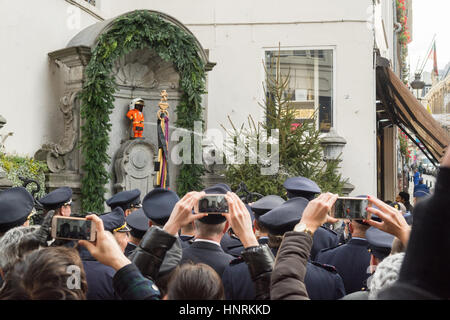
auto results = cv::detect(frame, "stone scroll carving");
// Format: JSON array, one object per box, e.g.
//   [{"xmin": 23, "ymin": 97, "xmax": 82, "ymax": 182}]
[
  {"xmin": 114, "ymin": 139, "xmax": 158, "ymax": 195},
  {"xmin": 35, "ymin": 91, "xmax": 79, "ymax": 173}
]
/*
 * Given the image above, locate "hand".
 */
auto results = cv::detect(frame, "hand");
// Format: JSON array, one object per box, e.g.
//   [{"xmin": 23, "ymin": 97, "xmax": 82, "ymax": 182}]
[
  {"xmin": 297, "ymin": 192, "xmax": 338, "ymax": 234},
  {"xmin": 364, "ymin": 196, "xmax": 411, "ymax": 246},
  {"xmin": 163, "ymin": 191, "xmax": 208, "ymax": 236},
  {"xmin": 78, "ymin": 215, "xmax": 131, "ymax": 271},
  {"xmin": 33, "ymin": 210, "xmax": 55, "ymax": 246},
  {"xmin": 224, "ymin": 192, "xmax": 259, "ymax": 248}
]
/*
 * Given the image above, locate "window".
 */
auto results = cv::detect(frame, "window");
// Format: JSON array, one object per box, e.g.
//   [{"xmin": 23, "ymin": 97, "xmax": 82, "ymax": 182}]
[{"xmin": 265, "ymin": 49, "xmax": 334, "ymax": 132}]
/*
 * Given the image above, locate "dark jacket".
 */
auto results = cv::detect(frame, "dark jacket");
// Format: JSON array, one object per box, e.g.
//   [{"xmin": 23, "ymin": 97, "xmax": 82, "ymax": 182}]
[
  {"xmin": 113, "ymin": 263, "xmax": 161, "ymax": 300},
  {"xmin": 181, "ymin": 240, "xmax": 234, "ymax": 277},
  {"xmin": 220, "ymin": 232, "xmax": 244, "ymax": 257},
  {"xmin": 310, "ymin": 226, "xmax": 339, "ymax": 261},
  {"xmin": 271, "ymin": 231, "xmax": 312, "ymax": 300},
  {"xmin": 124, "ymin": 242, "xmax": 138, "ymax": 257},
  {"xmin": 179, "ymin": 235, "xmax": 194, "ymax": 248},
  {"xmin": 78, "ymin": 247, "xmax": 121, "ymax": 300},
  {"xmin": 379, "ymin": 167, "xmax": 450, "ymax": 299},
  {"xmin": 131, "ymin": 226, "xmax": 178, "ymax": 281},
  {"xmin": 316, "ymin": 238, "xmax": 371, "ymax": 294},
  {"xmin": 113, "ymin": 229, "xmax": 275, "ymax": 300},
  {"xmin": 240, "ymin": 244, "xmax": 275, "ymax": 300},
  {"xmin": 223, "ymin": 246, "xmax": 345, "ymax": 300},
  {"xmin": 114, "ymin": 226, "xmax": 179, "ymax": 300}
]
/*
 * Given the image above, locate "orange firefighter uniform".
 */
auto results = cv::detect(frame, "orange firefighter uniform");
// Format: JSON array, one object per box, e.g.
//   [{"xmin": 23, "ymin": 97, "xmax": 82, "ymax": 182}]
[{"xmin": 126, "ymin": 109, "xmax": 145, "ymax": 138}]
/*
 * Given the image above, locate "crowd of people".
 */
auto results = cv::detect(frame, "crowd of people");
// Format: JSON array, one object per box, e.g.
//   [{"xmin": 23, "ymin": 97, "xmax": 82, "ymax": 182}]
[{"xmin": 0, "ymin": 146, "xmax": 448, "ymax": 300}]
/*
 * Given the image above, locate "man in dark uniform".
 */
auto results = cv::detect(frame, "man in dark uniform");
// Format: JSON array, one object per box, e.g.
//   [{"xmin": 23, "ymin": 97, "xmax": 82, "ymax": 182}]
[
  {"xmin": 316, "ymin": 219, "xmax": 371, "ymax": 294},
  {"xmin": 39, "ymin": 186, "xmax": 73, "ymax": 217},
  {"xmin": 137, "ymin": 188, "xmax": 183, "ymax": 282},
  {"xmin": 0, "ymin": 187, "xmax": 35, "ymax": 237},
  {"xmin": 181, "ymin": 185, "xmax": 235, "ymax": 277},
  {"xmin": 222, "ymin": 196, "xmax": 346, "ymax": 300},
  {"xmin": 222, "ymin": 194, "xmax": 285, "ymax": 299},
  {"xmin": 250, "ymin": 195, "xmax": 286, "ymax": 245},
  {"xmin": 341, "ymin": 223, "xmax": 395, "ymax": 299},
  {"xmin": 283, "ymin": 176, "xmax": 339, "ymax": 260},
  {"xmin": 106, "ymin": 189, "xmax": 142, "ymax": 217},
  {"xmin": 78, "ymin": 207, "xmax": 130, "ymax": 300},
  {"xmin": 124, "ymin": 207, "xmax": 149, "ymax": 257}
]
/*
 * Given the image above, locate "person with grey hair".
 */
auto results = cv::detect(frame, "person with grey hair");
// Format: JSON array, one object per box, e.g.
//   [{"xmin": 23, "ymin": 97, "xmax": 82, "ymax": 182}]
[
  {"xmin": 0, "ymin": 211, "xmax": 54, "ymax": 287},
  {"xmin": 0, "ymin": 225, "xmax": 41, "ymax": 286}
]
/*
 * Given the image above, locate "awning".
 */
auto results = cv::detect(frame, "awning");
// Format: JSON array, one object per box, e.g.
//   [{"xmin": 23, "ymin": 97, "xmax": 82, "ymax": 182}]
[{"xmin": 376, "ymin": 57, "xmax": 450, "ymax": 165}]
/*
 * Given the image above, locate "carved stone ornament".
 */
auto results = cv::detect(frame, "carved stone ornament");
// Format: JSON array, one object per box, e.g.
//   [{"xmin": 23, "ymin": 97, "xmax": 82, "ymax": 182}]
[
  {"xmin": 35, "ymin": 91, "xmax": 79, "ymax": 173},
  {"xmin": 112, "ymin": 49, "xmax": 180, "ymax": 90},
  {"xmin": 114, "ymin": 139, "xmax": 158, "ymax": 195}
]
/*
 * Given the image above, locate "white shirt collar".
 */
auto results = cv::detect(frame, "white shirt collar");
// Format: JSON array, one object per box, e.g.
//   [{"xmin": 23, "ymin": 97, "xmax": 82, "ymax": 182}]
[{"xmin": 194, "ymin": 238, "xmax": 221, "ymax": 247}]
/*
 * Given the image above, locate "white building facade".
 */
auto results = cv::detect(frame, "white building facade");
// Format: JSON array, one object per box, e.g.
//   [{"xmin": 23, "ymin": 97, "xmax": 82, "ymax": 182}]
[{"xmin": 1, "ymin": 0, "xmax": 403, "ymax": 198}]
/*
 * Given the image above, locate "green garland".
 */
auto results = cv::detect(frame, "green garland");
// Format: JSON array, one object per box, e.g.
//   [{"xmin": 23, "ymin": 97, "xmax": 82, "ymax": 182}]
[{"xmin": 79, "ymin": 10, "xmax": 206, "ymax": 212}]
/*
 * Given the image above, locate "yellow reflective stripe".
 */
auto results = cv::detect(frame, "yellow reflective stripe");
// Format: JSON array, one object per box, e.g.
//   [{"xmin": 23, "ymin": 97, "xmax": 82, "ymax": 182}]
[{"xmin": 114, "ymin": 222, "xmax": 128, "ymax": 232}]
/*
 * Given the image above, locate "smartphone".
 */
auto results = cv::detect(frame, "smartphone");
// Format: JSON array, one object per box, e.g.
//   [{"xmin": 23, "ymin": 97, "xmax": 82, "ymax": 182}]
[
  {"xmin": 331, "ymin": 197, "xmax": 369, "ymax": 220},
  {"xmin": 51, "ymin": 216, "xmax": 96, "ymax": 241},
  {"xmin": 195, "ymin": 194, "xmax": 229, "ymax": 214}
]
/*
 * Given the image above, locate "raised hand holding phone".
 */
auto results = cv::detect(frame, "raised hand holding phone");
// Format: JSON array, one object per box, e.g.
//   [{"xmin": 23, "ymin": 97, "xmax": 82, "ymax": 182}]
[
  {"xmin": 223, "ymin": 192, "xmax": 258, "ymax": 248},
  {"xmin": 78, "ymin": 214, "xmax": 131, "ymax": 271},
  {"xmin": 163, "ymin": 191, "xmax": 207, "ymax": 236}
]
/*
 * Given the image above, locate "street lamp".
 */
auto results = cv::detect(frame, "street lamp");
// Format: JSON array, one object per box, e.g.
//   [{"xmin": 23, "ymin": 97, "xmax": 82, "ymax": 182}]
[
  {"xmin": 320, "ymin": 128, "xmax": 355, "ymax": 195},
  {"xmin": 410, "ymin": 73, "xmax": 425, "ymax": 99},
  {"xmin": 320, "ymin": 128, "xmax": 347, "ymax": 161}
]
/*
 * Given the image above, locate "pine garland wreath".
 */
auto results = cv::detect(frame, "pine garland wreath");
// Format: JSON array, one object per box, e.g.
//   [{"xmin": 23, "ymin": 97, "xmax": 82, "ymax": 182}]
[{"xmin": 79, "ymin": 10, "xmax": 206, "ymax": 212}]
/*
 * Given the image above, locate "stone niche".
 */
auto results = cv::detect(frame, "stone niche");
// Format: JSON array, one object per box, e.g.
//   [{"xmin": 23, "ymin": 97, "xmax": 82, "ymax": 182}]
[{"xmin": 35, "ymin": 10, "xmax": 215, "ymax": 213}]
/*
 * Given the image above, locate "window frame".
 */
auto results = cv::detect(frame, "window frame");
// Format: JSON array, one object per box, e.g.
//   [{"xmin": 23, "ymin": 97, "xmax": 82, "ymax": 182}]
[{"xmin": 261, "ymin": 45, "xmax": 337, "ymax": 133}]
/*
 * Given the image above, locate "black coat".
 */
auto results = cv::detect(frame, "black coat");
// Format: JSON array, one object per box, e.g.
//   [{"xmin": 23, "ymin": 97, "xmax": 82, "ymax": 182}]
[
  {"xmin": 78, "ymin": 247, "xmax": 120, "ymax": 300},
  {"xmin": 181, "ymin": 240, "xmax": 234, "ymax": 277},
  {"xmin": 316, "ymin": 238, "xmax": 371, "ymax": 294},
  {"xmin": 124, "ymin": 242, "xmax": 138, "ymax": 257},
  {"xmin": 222, "ymin": 246, "xmax": 346, "ymax": 300}
]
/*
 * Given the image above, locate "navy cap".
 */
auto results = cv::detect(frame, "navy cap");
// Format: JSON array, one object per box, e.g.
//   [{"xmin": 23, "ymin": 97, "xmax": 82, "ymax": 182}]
[
  {"xmin": 126, "ymin": 207, "xmax": 150, "ymax": 233},
  {"xmin": 204, "ymin": 184, "xmax": 230, "ymax": 195},
  {"xmin": 366, "ymin": 227, "xmax": 394, "ymax": 260},
  {"xmin": 283, "ymin": 177, "xmax": 321, "ymax": 200},
  {"xmin": 0, "ymin": 187, "xmax": 34, "ymax": 233},
  {"xmin": 142, "ymin": 188, "xmax": 180, "ymax": 225},
  {"xmin": 250, "ymin": 195, "xmax": 286, "ymax": 217},
  {"xmin": 106, "ymin": 189, "xmax": 141, "ymax": 211},
  {"xmin": 39, "ymin": 187, "xmax": 72, "ymax": 211},
  {"xmin": 258, "ymin": 197, "xmax": 309, "ymax": 235},
  {"xmin": 100, "ymin": 207, "xmax": 131, "ymax": 232}
]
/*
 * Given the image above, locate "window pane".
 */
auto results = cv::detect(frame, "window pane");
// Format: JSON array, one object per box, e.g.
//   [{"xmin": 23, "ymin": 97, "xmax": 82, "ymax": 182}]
[{"xmin": 265, "ymin": 49, "xmax": 333, "ymax": 132}]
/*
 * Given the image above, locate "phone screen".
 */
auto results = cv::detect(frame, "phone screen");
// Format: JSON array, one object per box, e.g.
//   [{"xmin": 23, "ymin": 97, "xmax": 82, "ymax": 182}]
[
  {"xmin": 55, "ymin": 218, "xmax": 93, "ymax": 240},
  {"xmin": 197, "ymin": 195, "xmax": 229, "ymax": 214},
  {"xmin": 333, "ymin": 198, "xmax": 369, "ymax": 220}
]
